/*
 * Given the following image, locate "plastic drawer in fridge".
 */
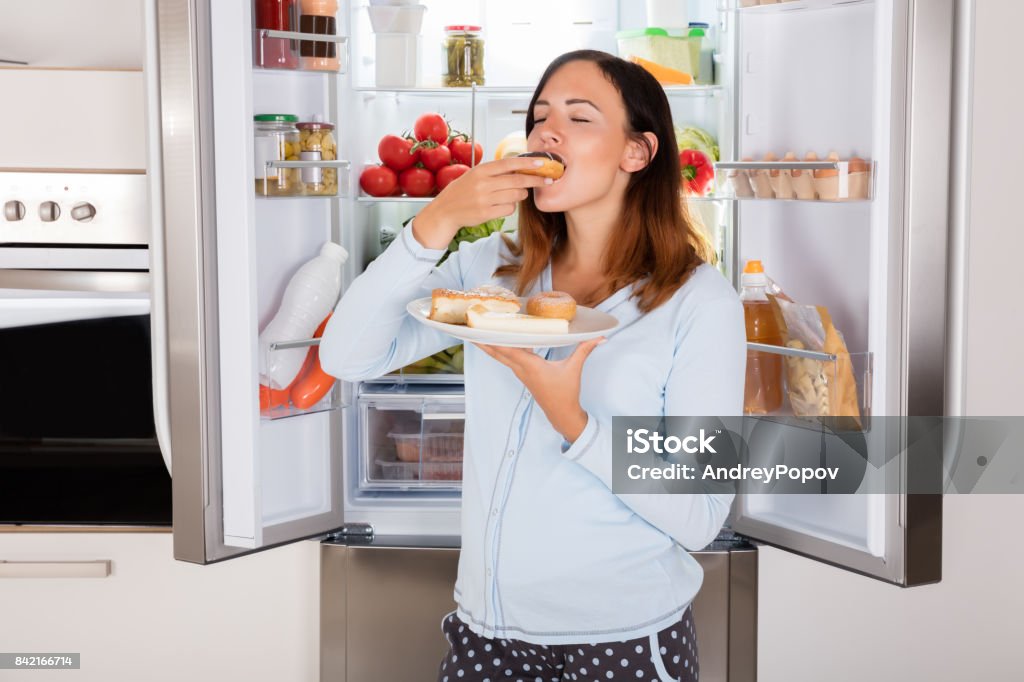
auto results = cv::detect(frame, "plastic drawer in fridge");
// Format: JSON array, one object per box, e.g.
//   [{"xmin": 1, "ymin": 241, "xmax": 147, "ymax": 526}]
[{"xmin": 358, "ymin": 390, "xmax": 465, "ymax": 491}]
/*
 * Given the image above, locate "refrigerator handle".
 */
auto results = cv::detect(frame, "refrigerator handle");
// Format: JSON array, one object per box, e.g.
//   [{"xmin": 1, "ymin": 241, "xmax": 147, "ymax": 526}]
[{"xmin": 144, "ymin": 0, "xmax": 173, "ymax": 475}]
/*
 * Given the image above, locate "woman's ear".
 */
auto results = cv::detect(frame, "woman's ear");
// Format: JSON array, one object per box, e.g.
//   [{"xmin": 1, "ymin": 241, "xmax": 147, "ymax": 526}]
[{"xmin": 621, "ymin": 132, "xmax": 659, "ymax": 173}]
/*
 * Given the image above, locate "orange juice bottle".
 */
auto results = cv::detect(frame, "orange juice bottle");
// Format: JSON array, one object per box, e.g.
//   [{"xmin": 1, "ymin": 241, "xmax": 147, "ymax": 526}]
[{"xmin": 741, "ymin": 260, "xmax": 784, "ymax": 414}]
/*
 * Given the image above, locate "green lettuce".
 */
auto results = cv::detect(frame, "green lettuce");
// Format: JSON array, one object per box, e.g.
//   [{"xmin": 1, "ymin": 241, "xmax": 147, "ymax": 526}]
[{"xmin": 675, "ymin": 125, "xmax": 720, "ymax": 162}]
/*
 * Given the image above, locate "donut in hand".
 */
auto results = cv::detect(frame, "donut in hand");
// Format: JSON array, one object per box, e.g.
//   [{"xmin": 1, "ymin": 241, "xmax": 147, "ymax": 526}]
[{"xmin": 516, "ymin": 152, "xmax": 566, "ymax": 180}]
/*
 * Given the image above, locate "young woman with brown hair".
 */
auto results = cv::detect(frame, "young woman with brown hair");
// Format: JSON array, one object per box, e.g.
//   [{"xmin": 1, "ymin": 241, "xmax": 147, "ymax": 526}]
[{"xmin": 322, "ymin": 50, "xmax": 746, "ymax": 682}]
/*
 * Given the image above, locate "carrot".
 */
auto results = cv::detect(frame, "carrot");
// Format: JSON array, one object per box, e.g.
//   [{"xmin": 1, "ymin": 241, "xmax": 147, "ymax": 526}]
[{"xmin": 629, "ymin": 56, "xmax": 694, "ymax": 85}]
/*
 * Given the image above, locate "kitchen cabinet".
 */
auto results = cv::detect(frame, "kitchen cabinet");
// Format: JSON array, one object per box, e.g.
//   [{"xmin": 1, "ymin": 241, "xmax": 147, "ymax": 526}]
[
  {"xmin": 0, "ymin": 532, "xmax": 318, "ymax": 682},
  {"xmin": 0, "ymin": 70, "xmax": 146, "ymax": 169}
]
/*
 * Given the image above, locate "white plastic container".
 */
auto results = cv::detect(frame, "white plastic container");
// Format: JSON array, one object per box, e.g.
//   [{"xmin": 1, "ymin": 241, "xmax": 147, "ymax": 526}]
[
  {"xmin": 645, "ymin": 0, "xmax": 689, "ymax": 30},
  {"xmin": 375, "ymin": 33, "xmax": 420, "ymax": 87},
  {"xmin": 259, "ymin": 241, "xmax": 348, "ymax": 389},
  {"xmin": 367, "ymin": 5, "xmax": 426, "ymax": 33},
  {"xmin": 369, "ymin": 0, "xmax": 418, "ymax": 5}
]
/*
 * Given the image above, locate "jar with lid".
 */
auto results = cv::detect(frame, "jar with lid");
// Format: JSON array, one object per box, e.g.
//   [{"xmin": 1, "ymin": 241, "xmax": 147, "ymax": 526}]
[
  {"xmin": 442, "ymin": 25, "xmax": 484, "ymax": 87},
  {"xmin": 254, "ymin": 114, "xmax": 303, "ymax": 196},
  {"xmin": 254, "ymin": 0, "xmax": 298, "ymax": 69},
  {"xmin": 299, "ymin": 0, "xmax": 340, "ymax": 71},
  {"xmin": 297, "ymin": 118, "xmax": 338, "ymax": 196}
]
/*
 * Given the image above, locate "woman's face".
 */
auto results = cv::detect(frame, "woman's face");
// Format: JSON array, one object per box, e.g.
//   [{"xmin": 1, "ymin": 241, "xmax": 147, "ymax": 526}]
[{"xmin": 528, "ymin": 60, "xmax": 633, "ymax": 213}]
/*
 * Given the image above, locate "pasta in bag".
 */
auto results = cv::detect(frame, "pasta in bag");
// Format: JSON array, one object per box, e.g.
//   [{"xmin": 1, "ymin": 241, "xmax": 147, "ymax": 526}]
[{"xmin": 770, "ymin": 297, "xmax": 862, "ymax": 429}]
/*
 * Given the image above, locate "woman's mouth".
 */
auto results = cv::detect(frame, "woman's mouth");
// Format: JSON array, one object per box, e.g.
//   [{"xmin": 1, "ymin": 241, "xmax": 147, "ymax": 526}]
[{"xmin": 518, "ymin": 151, "xmax": 567, "ymax": 170}]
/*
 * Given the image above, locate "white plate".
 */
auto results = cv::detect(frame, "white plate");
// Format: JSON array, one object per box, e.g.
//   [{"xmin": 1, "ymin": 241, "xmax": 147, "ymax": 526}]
[{"xmin": 407, "ymin": 297, "xmax": 619, "ymax": 348}]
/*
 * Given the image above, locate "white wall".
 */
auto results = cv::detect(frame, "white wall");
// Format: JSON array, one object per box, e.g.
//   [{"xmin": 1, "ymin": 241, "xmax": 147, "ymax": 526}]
[{"xmin": 757, "ymin": 2, "xmax": 1024, "ymax": 680}]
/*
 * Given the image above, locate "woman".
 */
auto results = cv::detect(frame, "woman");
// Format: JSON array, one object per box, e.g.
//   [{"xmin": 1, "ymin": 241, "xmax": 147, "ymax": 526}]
[{"xmin": 321, "ymin": 50, "xmax": 746, "ymax": 682}]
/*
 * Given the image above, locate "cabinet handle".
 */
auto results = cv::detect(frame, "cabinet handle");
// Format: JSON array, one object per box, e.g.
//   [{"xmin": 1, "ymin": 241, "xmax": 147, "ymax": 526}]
[{"xmin": 0, "ymin": 560, "xmax": 112, "ymax": 579}]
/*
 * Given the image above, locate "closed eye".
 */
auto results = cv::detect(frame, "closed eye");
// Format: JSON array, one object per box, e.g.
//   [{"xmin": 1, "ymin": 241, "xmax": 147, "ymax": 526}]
[{"xmin": 533, "ymin": 117, "xmax": 590, "ymax": 124}]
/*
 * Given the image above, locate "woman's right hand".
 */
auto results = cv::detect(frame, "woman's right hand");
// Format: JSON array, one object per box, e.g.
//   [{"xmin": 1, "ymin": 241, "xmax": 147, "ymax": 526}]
[{"xmin": 411, "ymin": 157, "xmax": 553, "ymax": 250}]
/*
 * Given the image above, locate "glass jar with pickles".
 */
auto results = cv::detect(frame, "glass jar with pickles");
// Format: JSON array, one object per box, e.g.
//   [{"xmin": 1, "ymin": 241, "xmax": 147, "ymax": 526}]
[
  {"xmin": 254, "ymin": 114, "xmax": 302, "ymax": 196},
  {"xmin": 442, "ymin": 25, "xmax": 484, "ymax": 87},
  {"xmin": 297, "ymin": 119, "xmax": 338, "ymax": 196}
]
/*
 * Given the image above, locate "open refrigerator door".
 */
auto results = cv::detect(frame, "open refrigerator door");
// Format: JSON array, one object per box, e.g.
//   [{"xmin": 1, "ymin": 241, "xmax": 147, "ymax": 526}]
[{"xmin": 722, "ymin": 0, "xmax": 949, "ymax": 586}]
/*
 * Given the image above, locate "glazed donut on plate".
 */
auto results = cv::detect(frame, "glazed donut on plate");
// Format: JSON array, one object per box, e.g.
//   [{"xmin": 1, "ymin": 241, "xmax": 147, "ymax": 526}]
[
  {"xmin": 526, "ymin": 291, "xmax": 577, "ymax": 321},
  {"xmin": 515, "ymin": 152, "xmax": 566, "ymax": 180}
]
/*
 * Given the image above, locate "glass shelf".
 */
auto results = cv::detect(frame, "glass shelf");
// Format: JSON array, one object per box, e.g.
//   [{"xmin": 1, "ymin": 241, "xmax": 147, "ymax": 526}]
[
  {"xmin": 356, "ymin": 195, "xmax": 433, "ymax": 204},
  {"xmin": 256, "ymin": 194, "xmax": 345, "ymax": 200},
  {"xmin": 719, "ymin": 0, "xmax": 873, "ymax": 13},
  {"xmin": 266, "ymin": 160, "xmax": 350, "ymax": 169},
  {"xmin": 353, "ymin": 84, "xmax": 724, "ymax": 98}
]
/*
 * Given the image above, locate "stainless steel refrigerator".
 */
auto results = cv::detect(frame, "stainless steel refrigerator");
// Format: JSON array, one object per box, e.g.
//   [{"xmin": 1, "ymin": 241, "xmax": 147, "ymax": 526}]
[{"xmin": 148, "ymin": 0, "xmax": 951, "ymax": 679}]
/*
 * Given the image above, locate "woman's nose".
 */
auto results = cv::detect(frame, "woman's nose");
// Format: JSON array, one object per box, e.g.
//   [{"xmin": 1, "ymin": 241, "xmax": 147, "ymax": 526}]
[{"xmin": 538, "ymin": 126, "xmax": 562, "ymax": 145}]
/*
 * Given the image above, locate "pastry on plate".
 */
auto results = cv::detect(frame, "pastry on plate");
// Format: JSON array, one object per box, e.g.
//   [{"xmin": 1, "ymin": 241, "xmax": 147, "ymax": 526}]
[
  {"xmin": 429, "ymin": 285, "xmax": 520, "ymax": 325},
  {"xmin": 526, "ymin": 291, "xmax": 577, "ymax": 320},
  {"xmin": 465, "ymin": 304, "xmax": 569, "ymax": 334}
]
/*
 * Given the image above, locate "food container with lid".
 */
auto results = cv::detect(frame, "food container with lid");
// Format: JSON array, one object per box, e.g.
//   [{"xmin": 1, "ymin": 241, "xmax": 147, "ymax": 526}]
[
  {"xmin": 389, "ymin": 432, "xmax": 464, "ymax": 463},
  {"xmin": 442, "ymin": 25, "xmax": 485, "ymax": 87},
  {"xmin": 296, "ymin": 118, "xmax": 338, "ymax": 195},
  {"xmin": 376, "ymin": 459, "xmax": 463, "ymax": 481},
  {"xmin": 254, "ymin": 114, "xmax": 302, "ymax": 196},
  {"xmin": 687, "ymin": 22, "xmax": 716, "ymax": 84},
  {"xmin": 616, "ymin": 28, "xmax": 692, "ymax": 76}
]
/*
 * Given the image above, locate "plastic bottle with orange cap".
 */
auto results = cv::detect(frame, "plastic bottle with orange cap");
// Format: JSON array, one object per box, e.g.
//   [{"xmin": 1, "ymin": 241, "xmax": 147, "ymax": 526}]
[{"xmin": 740, "ymin": 259, "xmax": 784, "ymax": 414}]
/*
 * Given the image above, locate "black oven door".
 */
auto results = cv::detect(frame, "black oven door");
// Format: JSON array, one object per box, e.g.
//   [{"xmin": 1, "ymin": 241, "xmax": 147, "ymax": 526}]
[{"xmin": 0, "ymin": 270, "xmax": 171, "ymax": 526}]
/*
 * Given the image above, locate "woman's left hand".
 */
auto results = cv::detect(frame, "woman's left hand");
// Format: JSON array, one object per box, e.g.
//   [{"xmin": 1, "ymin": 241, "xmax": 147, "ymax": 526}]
[{"xmin": 473, "ymin": 338, "xmax": 605, "ymax": 443}]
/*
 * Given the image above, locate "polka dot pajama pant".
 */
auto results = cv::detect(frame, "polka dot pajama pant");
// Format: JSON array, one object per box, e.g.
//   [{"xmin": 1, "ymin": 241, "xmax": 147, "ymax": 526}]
[{"xmin": 437, "ymin": 607, "xmax": 699, "ymax": 682}]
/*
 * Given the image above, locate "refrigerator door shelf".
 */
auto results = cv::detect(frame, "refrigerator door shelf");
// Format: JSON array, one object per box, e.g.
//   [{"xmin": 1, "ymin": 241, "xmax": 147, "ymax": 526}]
[
  {"xmin": 716, "ymin": 160, "xmax": 875, "ymax": 201},
  {"xmin": 745, "ymin": 345, "xmax": 873, "ymax": 428},
  {"xmin": 253, "ymin": 29, "xmax": 350, "ymax": 75}
]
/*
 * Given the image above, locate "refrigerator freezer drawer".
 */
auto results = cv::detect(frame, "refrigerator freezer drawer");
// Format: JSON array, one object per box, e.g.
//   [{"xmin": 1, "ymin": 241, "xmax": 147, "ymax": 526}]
[{"xmin": 319, "ymin": 538, "xmax": 756, "ymax": 682}]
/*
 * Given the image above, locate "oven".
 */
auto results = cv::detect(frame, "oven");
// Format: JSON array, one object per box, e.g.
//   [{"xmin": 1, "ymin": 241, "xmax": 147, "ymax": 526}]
[{"xmin": 0, "ymin": 170, "xmax": 170, "ymax": 527}]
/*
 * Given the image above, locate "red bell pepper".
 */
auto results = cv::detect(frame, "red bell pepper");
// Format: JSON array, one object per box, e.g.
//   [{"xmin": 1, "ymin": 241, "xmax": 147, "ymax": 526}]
[{"xmin": 679, "ymin": 149, "xmax": 715, "ymax": 195}]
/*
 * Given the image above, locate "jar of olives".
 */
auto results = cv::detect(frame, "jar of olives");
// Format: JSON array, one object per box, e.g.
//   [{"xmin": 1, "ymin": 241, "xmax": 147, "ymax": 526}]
[
  {"xmin": 297, "ymin": 118, "xmax": 338, "ymax": 196},
  {"xmin": 254, "ymin": 114, "xmax": 302, "ymax": 196},
  {"xmin": 442, "ymin": 25, "xmax": 484, "ymax": 87}
]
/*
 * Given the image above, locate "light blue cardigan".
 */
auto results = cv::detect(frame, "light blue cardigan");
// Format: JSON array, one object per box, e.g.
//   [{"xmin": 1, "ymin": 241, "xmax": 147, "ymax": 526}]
[{"xmin": 321, "ymin": 225, "xmax": 746, "ymax": 645}]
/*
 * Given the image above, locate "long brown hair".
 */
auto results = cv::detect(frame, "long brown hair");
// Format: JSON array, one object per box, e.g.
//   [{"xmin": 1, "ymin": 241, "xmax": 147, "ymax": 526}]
[{"xmin": 495, "ymin": 50, "xmax": 714, "ymax": 313}]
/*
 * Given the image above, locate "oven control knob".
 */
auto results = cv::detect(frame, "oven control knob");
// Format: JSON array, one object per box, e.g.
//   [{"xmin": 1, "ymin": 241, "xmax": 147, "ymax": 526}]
[
  {"xmin": 39, "ymin": 201, "xmax": 61, "ymax": 222},
  {"xmin": 4, "ymin": 200, "xmax": 26, "ymax": 221},
  {"xmin": 71, "ymin": 202, "xmax": 97, "ymax": 222}
]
